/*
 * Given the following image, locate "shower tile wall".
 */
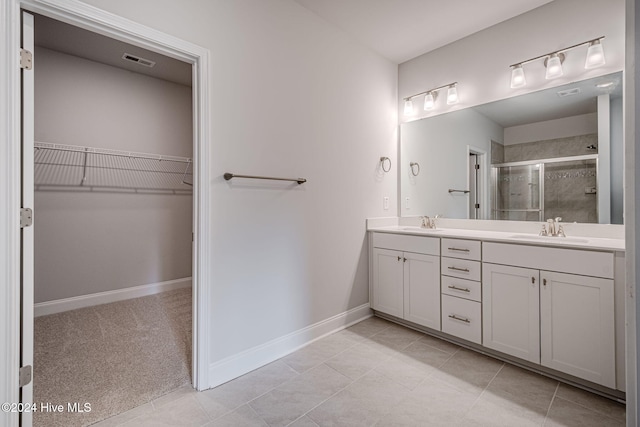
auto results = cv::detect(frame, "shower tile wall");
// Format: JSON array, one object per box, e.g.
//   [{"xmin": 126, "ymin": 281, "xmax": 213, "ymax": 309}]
[
  {"xmin": 496, "ymin": 134, "xmax": 598, "ymax": 223},
  {"xmin": 491, "ymin": 140, "xmax": 504, "ymax": 164}
]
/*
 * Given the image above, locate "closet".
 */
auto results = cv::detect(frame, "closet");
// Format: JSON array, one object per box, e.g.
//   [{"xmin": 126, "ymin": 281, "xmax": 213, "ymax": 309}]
[{"xmin": 31, "ymin": 14, "xmax": 194, "ymax": 427}]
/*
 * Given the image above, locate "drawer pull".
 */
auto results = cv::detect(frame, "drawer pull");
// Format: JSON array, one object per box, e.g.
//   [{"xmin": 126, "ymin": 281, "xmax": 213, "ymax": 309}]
[
  {"xmin": 448, "ymin": 247, "xmax": 470, "ymax": 252},
  {"xmin": 448, "ymin": 266, "xmax": 470, "ymax": 273},
  {"xmin": 448, "ymin": 314, "xmax": 471, "ymax": 323},
  {"xmin": 448, "ymin": 285, "xmax": 470, "ymax": 293}
]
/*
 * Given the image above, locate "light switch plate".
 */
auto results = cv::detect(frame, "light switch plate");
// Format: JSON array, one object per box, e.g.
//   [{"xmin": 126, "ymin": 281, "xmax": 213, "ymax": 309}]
[
  {"xmin": 383, "ymin": 197, "xmax": 389, "ymax": 210},
  {"xmin": 405, "ymin": 197, "xmax": 410, "ymax": 209}
]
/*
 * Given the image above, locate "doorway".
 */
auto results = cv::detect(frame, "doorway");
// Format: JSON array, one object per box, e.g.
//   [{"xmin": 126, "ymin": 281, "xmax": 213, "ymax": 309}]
[
  {"xmin": 467, "ymin": 146, "xmax": 488, "ymax": 220},
  {"xmin": 3, "ymin": 1, "xmax": 212, "ymax": 426}
]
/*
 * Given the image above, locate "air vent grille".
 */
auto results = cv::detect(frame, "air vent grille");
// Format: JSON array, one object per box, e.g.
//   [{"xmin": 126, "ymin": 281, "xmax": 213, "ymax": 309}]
[
  {"xmin": 122, "ymin": 53, "xmax": 156, "ymax": 68},
  {"xmin": 556, "ymin": 87, "xmax": 581, "ymax": 97}
]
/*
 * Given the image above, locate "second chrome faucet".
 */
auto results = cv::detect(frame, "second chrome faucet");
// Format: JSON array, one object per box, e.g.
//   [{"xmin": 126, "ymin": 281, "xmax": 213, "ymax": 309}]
[{"xmin": 540, "ymin": 217, "xmax": 566, "ymax": 237}]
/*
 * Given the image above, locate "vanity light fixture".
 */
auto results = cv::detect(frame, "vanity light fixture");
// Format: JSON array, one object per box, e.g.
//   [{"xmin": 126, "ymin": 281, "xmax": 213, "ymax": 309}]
[
  {"xmin": 509, "ymin": 36, "xmax": 605, "ymax": 88},
  {"xmin": 403, "ymin": 82, "xmax": 458, "ymax": 116}
]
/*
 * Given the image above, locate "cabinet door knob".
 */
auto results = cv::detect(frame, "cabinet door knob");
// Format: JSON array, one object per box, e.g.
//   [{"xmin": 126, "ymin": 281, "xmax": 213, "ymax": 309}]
[
  {"xmin": 403, "ymin": 257, "xmax": 407, "ymax": 262},
  {"xmin": 543, "ymin": 278, "xmax": 547, "ymax": 286},
  {"xmin": 397, "ymin": 256, "xmax": 401, "ymax": 261},
  {"xmin": 531, "ymin": 277, "xmax": 535, "ymax": 284}
]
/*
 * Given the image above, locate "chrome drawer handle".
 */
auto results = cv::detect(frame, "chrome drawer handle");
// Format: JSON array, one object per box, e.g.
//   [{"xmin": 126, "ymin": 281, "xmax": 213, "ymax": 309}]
[
  {"xmin": 448, "ymin": 266, "xmax": 470, "ymax": 272},
  {"xmin": 448, "ymin": 247, "xmax": 470, "ymax": 252},
  {"xmin": 448, "ymin": 314, "xmax": 470, "ymax": 323},
  {"xmin": 448, "ymin": 285, "xmax": 470, "ymax": 293}
]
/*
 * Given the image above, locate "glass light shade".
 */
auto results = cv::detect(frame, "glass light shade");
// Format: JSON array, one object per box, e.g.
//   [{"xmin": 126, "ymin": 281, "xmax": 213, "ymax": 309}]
[
  {"xmin": 446, "ymin": 86, "xmax": 458, "ymax": 105},
  {"xmin": 545, "ymin": 54, "xmax": 563, "ymax": 79},
  {"xmin": 510, "ymin": 65, "xmax": 526, "ymax": 88},
  {"xmin": 585, "ymin": 40, "xmax": 605, "ymax": 69},
  {"xmin": 423, "ymin": 92, "xmax": 435, "ymax": 110},
  {"xmin": 403, "ymin": 99, "xmax": 414, "ymax": 115}
]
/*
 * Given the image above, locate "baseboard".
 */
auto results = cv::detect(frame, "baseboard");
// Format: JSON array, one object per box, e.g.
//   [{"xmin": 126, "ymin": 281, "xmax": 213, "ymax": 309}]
[
  {"xmin": 208, "ymin": 303, "xmax": 372, "ymax": 388},
  {"xmin": 34, "ymin": 277, "xmax": 192, "ymax": 317}
]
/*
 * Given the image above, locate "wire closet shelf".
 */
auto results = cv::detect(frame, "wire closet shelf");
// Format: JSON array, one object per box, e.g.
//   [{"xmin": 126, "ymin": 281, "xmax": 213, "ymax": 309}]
[{"xmin": 34, "ymin": 142, "xmax": 193, "ymax": 194}]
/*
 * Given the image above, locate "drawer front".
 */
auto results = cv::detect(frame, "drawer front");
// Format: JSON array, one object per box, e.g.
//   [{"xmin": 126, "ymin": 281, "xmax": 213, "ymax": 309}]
[
  {"xmin": 441, "ymin": 257, "xmax": 481, "ymax": 282},
  {"xmin": 441, "ymin": 275, "xmax": 481, "ymax": 302},
  {"xmin": 372, "ymin": 232, "xmax": 440, "ymax": 256},
  {"xmin": 441, "ymin": 238, "xmax": 481, "ymax": 261},
  {"xmin": 442, "ymin": 295, "xmax": 481, "ymax": 344},
  {"xmin": 483, "ymin": 242, "xmax": 614, "ymax": 279}
]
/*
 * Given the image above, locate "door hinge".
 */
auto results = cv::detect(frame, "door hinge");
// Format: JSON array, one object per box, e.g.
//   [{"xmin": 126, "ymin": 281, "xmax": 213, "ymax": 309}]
[
  {"xmin": 20, "ymin": 49, "xmax": 33, "ymax": 70},
  {"xmin": 20, "ymin": 208, "xmax": 33, "ymax": 228},
  {"xmin": 475, "ymin": 203, "xmax": 480, "ymax": 209},
  {"xmin": 474, "ymin": 164, "xmax": 480, "ymax": 170},
  {"xmin": 19, "ymin": 365, "xmax": 32, "ymax": 387}
]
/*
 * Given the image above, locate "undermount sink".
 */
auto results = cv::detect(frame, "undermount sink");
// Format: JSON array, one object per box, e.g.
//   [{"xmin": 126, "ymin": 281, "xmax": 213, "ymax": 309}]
[
  {"xmin": 402, "ymin": 227, "xmax": 443, "ymax": 232},
  {"xmin": 508, "ymin": 234, "xmax": 589, "ymax": 244}
]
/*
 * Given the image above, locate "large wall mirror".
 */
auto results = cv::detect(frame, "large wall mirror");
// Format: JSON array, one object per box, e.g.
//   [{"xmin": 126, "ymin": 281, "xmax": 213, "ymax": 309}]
[{"xmin": 400, "ymin": 71, "xmax": 623, "ymax": 224}]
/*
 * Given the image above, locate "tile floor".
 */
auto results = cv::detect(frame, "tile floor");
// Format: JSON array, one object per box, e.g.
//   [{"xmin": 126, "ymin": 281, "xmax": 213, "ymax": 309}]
[{"xmin": 92, "ymin": 316, "xmax": 625, "ymax": 426}]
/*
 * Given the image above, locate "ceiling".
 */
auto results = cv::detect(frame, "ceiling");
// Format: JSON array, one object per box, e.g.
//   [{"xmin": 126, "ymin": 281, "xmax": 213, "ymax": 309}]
[
  {"xmin": 34, "ymin": 14, "xmax": 192, "ymax": 87},
  {"xmin": 293, "ymin": 0, "xmax": 554, "ymax": 64}
]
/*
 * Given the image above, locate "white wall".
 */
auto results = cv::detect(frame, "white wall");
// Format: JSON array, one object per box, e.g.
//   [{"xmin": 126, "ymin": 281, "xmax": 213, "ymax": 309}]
[
  {"xmin": 34, "ymin": 47, "xmax": 193, "ymax": 302},
  {"xmin": 503, "ymin": 113, "xmax": 598, "ymax": 145},
  {"xmin": 76, "ymin": 0, "xmax": 398, "ymax": 370},
  {"xmin": 399, "ymin": 0, "xmax": 625, "ymax": 122},
  {"xmin": 401, "ymin": 108, "xmax": 503, "ymax": 218}
]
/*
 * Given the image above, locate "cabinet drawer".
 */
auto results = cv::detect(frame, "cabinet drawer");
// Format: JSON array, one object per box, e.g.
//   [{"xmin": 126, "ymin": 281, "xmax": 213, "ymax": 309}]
[
  {"xmin": 441, "ymin": 238, "xmax": 481, "ymax": 261},
  {"xmin": 442, "ymin": 295, "xmax": 481, "ymax": 344},
  {"xmin": 441, "ymin": 257, "xmax": 481, "ymax": 282},
  {"xmin": 441, "ymin": 276, "xmax": 481, "ymax": 302},
  {"xmin": 483, "ymin": 242, "xmax": 614, "ymax": 279},
  {"xmin": 372, "ymin": 232, "xmax": 440, "ymax": 256}
]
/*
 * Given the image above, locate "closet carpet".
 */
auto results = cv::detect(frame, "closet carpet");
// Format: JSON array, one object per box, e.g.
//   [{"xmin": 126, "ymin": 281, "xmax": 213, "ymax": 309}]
[{"xmin": 33, "ymin": 287, "xmax": 192, "ymax": 427}]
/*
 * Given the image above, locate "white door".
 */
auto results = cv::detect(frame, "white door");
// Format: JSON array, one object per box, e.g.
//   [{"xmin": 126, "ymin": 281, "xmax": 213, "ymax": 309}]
[
  {"xmin": 482, "ymin": 263, "xmax": 540, "ymax": 363},
  {"xmin": 403, "ymin": 252, "xmax": 440, "ymax": 330},
  {"xmin": 20, "ymin": 10, "xmax": 35, "ymax": 427},
  {"xmin": 540, "ymin": 271, "xmax": 615, "ymax": 388},
  {"xmin": 372, "ymin": 248, "xmax": 404, "ymax": 318}
]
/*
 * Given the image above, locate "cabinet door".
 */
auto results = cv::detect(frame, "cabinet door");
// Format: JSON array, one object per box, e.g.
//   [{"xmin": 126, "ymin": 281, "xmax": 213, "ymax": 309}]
[
  {"xmin": 372, "ymin": 248, "xmax": 404, "ymax": 318},
  {"xmin": 404, "ymin": 252, "xmax": 441, "ymax": 330},
  {"xmin": 483, "ymin": 263, "xmax": 540, "ymax": 363},
  {"xmin": 540, "ymin": 271, "xmax": 615, "ymax": 388}
]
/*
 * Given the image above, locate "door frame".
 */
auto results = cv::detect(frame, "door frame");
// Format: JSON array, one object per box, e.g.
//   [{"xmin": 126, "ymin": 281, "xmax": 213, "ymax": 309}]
[
  {"xmin": 1, "ymin": 1, "xmax": 211, "ymax": 423},
  {"xmin": 466, "ymin": 145, "xmax": 488, "ymax": 220}
]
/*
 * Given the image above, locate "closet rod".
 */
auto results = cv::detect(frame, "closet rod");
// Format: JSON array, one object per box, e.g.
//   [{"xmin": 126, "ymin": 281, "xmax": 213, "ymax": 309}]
[{"xmin": 224, "ymin": 173, "xmax": 306, "ymax": 185}]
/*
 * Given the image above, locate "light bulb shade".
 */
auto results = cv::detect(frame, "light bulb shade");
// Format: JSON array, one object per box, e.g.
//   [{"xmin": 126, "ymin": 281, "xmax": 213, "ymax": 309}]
[
  {"xmin": 446, "ymin": 86, "xmax": 458, "ymax": 105},
  {"xmin": 545, "ymin": 54, "xmax": 564, "ymax": 79},
  {"xmin": 585, "ymin": 40, "xmax": 605, "ymax": 69},
  {"xmin": 423, "ymin": 92, "xmax": 435, "ymax": 110},
  {"xmin": 404, "ymin": 99, "xmax": 414, "ymax": 115},
  {"xmin": 510, "ymin": 65, "xmax": 526, "ymax": 88}
]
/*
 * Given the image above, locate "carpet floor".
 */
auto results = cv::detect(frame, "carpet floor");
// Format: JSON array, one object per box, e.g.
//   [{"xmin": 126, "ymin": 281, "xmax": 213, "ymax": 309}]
[{"xmin": 33, "ymin": 287, "xmax": 192, "ymax": 427}]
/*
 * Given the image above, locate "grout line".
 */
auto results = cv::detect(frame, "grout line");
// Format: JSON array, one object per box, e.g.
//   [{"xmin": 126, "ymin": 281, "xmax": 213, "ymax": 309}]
[
  {"xmin": 551, "ymin": 395, "xmax": 626, "ymax": 423},
  {"xmin": 467, "ymin": 362, "xmax": 505, "ymax": 415},
  {"xmin": 542, "ymin": 382, "xmax": 560, "ymax": 426}
]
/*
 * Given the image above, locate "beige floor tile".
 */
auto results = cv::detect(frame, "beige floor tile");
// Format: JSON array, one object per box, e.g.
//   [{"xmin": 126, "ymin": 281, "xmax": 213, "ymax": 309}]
[
  {"xmin": 288, "ymin": 415, "xmax": 319, "ymax": 426},
  {"xmin": 307, "ymin": 370, "xmax": 410, "ymax": 426},
  {"xmin": 431, "ymin": 349, "xmax": 504, "ymax": 396},
  {"xmin": 464, "ymin": 395, "xmax": 545, "ymax": 427},
  {"xmin": 373, "ymin": 352, "xmax": 432, "ymax": 390},
  {"xmin": 90, "ymin": 402, "xmax": 154, "ymax": 427},
  {"xmin": 249, "ymin": 364, "xmax": 352, "ymax": 426},
  {"xmin": 555, "ymin": 383, "xmax": 625, "ymax": 421},
  {"xmin": 344, "ymin": 316, "xmax": 391, "ymax": 338},
  {"xmin": 377, "ymin": 376, "xmax": 477, "ymax": 426},
  {"xmin": 325, "ymin": 342, "xmax": 390, "ymax": 380},
  {"xmin": 481, "ymin": 365, "xmax": 558, "ymax": 414},
  {"xmin": 545, "ymin": 396, "xmax": 625, "ymax": 427},
  {"xmin": 120, "ymin": 395, "xmax": 209, "ymax": 427},
  {"xmin": 397, "ymin": 340, "xmax": 455, "ymax": 370},
  {"xmin": 153, "ymin": 384, "xmax": 198, "ymax": 409},
  {"xmin": 207, "ymin": 404, "xmax": 267, "ymax": 427},
  {"xmin": 418, "ymin": 333, "xmax": 461, "ymax": 354},
  {"xmin": 282, "ymin": 333, "xmax": 356, "ymax": 373},
  {"xmin": 367, "ymin": 323, "xmax": 423, "ymax": 351},
  {"xmin": 196, "ymin": 361, "xmax": 298, "ymax": 419}
]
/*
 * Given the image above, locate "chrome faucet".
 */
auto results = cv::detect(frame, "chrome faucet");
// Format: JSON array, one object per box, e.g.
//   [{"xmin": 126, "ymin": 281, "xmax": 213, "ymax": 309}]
[
  {"xmin": 541, "ymin": 217, "xmax": 565, "ymax": 237},
  {"xmin": 420, "ymin": 216, "xmax": 436, "ymax": 229}
]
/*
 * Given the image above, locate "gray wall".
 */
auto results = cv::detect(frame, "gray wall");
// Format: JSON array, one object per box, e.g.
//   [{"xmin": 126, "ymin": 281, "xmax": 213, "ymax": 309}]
[
  {"xmin": 611, "ymin": 97, "xmax": 624, "ymax": 224},
  {"xmin": 34, "ymin": 47, "xmax": 193, "ymax": 303}
]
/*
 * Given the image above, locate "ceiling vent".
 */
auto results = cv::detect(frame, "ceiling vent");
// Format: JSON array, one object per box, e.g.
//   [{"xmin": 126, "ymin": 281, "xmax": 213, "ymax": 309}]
[
  {"xmin": 556, "ymin": 87, "xmax": 581, "ymax": 97},
  {"xmin": 122, "ymin": 53, "xmax": 156, "ymax": 68}
]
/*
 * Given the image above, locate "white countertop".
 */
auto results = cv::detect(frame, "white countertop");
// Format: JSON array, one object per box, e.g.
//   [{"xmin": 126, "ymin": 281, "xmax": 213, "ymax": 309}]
[{"xmin": 368, "ymin": 225, "xmax": 625, "ymax": 252}]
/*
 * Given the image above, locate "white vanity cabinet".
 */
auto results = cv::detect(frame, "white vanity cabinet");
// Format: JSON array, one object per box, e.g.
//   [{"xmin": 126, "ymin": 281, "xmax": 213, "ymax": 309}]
[
  {"xmin": 371, "ymin": 233, "xmax": 441, "ymax": 330},
  {"xmin": 483, "ymin": 242, "xmax": 616, "ymax": 388}
]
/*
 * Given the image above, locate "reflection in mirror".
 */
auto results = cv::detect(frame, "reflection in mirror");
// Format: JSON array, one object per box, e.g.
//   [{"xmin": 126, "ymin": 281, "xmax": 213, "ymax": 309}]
[{"xmin": 400, "ymin": 72, "xmax": 623, "ymax": 224}]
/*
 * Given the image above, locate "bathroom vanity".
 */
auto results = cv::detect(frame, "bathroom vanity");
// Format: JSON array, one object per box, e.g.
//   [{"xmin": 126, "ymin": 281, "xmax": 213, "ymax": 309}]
[{"xmin": 368, "ymin": 219, "xmax": 625, "ymax": 395}]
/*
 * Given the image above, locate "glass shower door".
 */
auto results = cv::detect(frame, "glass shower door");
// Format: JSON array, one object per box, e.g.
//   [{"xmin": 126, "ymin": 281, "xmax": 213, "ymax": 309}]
[{"xmin": 492, "ymin": 163, "xmax": 543, "ymax": 221}]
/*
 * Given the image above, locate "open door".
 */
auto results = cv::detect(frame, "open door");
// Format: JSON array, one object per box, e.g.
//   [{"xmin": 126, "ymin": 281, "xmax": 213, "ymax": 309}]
[{"xmin": 20, "ymin": 10, "xmax": 35, "ymax": 427}]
